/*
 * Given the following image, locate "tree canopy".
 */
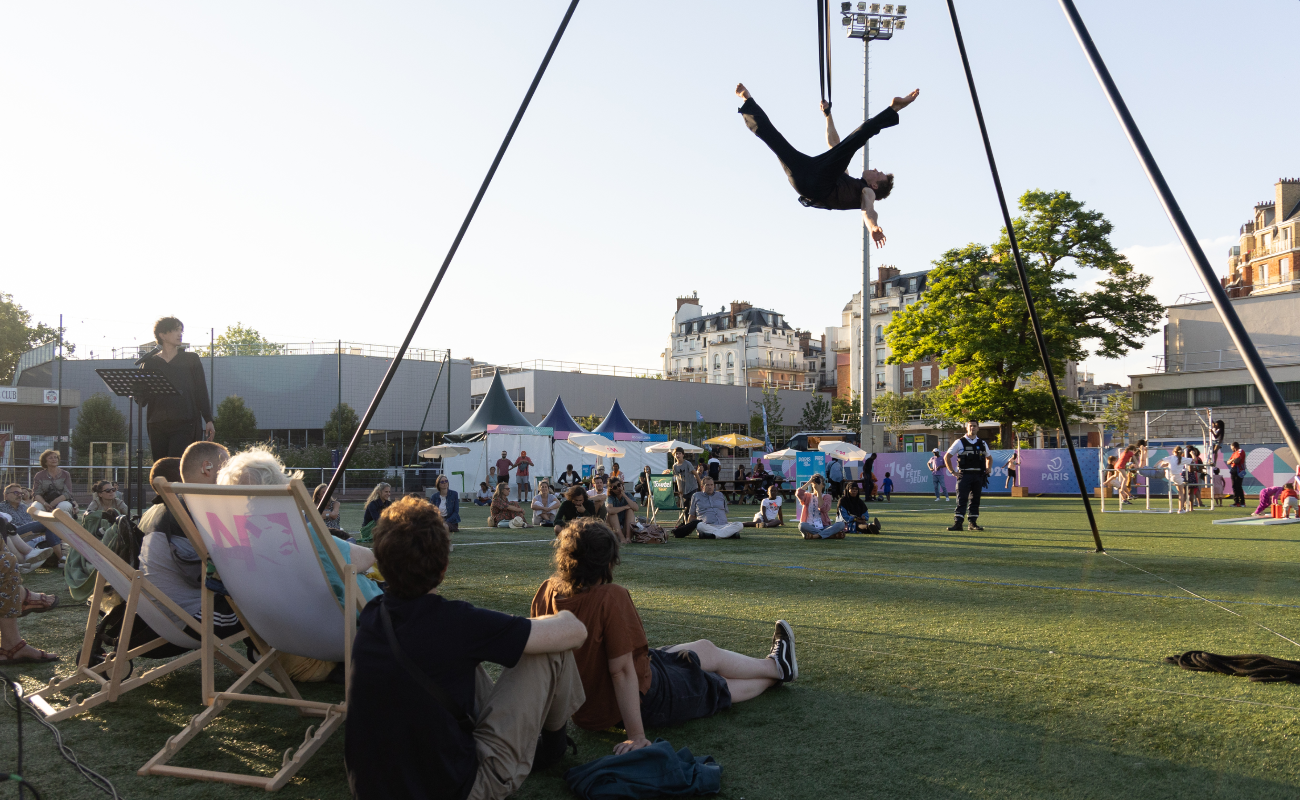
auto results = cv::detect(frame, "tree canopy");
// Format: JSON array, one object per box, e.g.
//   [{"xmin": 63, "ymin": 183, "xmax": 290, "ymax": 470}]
[
  {"xmin": 0, "ymin": 293, "xmax": 74, "ymax": 383},
  {"xmin": 750, "ymin": 388, "xmax": 784, "ymax": 446},
  {"xmin": 70, "ymin": 393, "xmax": 128, "ymax": 465},
  {"xmin": 324, "ymin": 403, "xmax": 360, "ymax": 448},
  {"xmin": 798, "ymin": 392, "xmax": 832, "ymax": 430},
  {"xmin": 887, "ymin": 190, "xmax": 1160, "ymax": 443},
  {"xmin": 207, "ymin": 323, "xmax": 281, "ymax": 357},
  {"xmin": 213, "ymin": 395, "xmax": 260, "ymax": 446}
]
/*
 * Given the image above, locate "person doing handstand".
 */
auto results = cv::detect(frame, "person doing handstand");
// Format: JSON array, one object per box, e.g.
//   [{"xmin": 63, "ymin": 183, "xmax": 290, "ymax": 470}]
[{"xmin": 736, "ymin": 83, "xmax": 919, "ymax": 245}]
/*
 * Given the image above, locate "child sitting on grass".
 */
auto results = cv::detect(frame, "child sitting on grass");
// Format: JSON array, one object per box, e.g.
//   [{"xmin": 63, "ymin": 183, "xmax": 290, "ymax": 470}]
[
  {"xmin": 882, "ymin": 472, "xmax": 894, "ymax": 502},
  {"xmin": 531, "ymin": 518, "xmax": 797, "ymax": 755},
  {"xmin": 751, "ymin": 485, "xmax": 784, "ymax": 528}
]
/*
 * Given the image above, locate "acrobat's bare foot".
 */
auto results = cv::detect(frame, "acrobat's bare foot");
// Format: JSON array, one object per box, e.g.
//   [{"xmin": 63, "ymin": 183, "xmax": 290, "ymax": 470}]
[
  {"xmin": 735, "ymin": 83, "xmax": 751, "ymax": 101},
  {"xmin": 890, "ymin": 89, "xmax": 919, "ymax": 111}
]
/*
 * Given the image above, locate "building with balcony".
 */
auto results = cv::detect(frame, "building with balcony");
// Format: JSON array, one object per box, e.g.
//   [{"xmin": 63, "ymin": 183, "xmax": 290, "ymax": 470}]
[
  {"xmin": 1224, "ymin": 178, "xmax": 1300, "ymax": 298},
  {"xmin": 661, "ymin": 294, "xmax": 820, "ymax": 391}
]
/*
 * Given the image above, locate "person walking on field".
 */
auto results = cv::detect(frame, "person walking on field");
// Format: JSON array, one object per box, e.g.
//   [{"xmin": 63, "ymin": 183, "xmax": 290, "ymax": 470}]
[
  {"xmin": 944, "ymin": 421, "xmax": 991, "ymax": 532},
  {"xmin": 927, "ymin": 449, "xmax": 949, "ymax": 501},
  {"xmin": 735, "ymin": 83, "xmax": 919, "ymax": 243}
]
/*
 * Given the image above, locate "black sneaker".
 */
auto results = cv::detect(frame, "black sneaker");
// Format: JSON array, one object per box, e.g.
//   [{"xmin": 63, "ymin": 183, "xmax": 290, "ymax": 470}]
[
  {"xmin": 531, "ymin": 725, "xmax": 576, "ymax": 772},
  {"xmin": 698, "ymin": 532, "xmax": 717, "ymax": 539},
  {"xmin": 946, "ymin": 523, "xmax": 963, "ymax": 531},
  {"xmin": 967, "ymin": 522, "xmax": 984, "ymax": 531},
  {"xmin": 869, "ymin": 518, "xmax": 882, "ymax": 535},
  {"xmin": 768, "ymin": 620, "xmax": 797, "ymax": 682}
]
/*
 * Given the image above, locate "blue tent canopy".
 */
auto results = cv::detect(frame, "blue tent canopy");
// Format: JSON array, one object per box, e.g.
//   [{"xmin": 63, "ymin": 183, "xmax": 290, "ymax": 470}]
[
  {"xmin": 591, "ymin": 400, "xmax": 646, "ymax": 436},
  {"xmin": 540, "ymin": 396, "xmax": 587, "ymax": 434},
  {"xmin": 445, "ymin": 372, "xmax": 533, "ymax": 441}
]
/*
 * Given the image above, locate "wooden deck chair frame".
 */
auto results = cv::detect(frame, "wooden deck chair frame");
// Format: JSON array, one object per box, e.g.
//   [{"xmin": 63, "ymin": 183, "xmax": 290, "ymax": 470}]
[
  {"xmin": 647, "ymin": 474, "xmax": 685, "ymax": 526},
  {"xmin": 26, "ymin": 508, "xmax": 270, "ymax": 723},
  {"xmin": 140, "ymin": 478, "xmax": 361, "ymax": 791}
]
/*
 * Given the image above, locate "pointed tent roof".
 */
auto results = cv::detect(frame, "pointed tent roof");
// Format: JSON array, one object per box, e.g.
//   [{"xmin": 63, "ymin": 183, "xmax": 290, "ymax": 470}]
[
  {"xmin": 445, "ymin": 371, "xmax": 534, "ymax": 441},
  {"xmin": 540, "ymin": 396, "xmax": 587, "ymax": 434},
  {"xmin": 591, "ymin": 400, "xmax": 646, "ymax": 436}
]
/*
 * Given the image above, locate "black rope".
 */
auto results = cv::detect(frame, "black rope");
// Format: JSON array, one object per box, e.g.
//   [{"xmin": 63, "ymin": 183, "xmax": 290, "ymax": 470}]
[
  {"xmin": 317, "ymin": 0, "xmax": 582, "ymax": 512},
  {"xmin": 943, "ymin": 0, "xmax": 1104, "ymax": 553},
  {"xmin": 817, "ymin": 0, "xmax": 832, "ymax": 109}
]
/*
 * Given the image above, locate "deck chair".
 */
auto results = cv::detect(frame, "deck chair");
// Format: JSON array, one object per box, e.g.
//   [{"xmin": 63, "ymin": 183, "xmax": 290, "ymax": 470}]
[
  {"xmin": 647, "ymin": 475, "xmax": 685, "ymax": 525},
  {"xmin": 140, "ymin": 478, "xmax": 361, "ymax": 791},
  {"xmin": 26, "ymin": 508, "xmax": 268, "ymax": 723}
]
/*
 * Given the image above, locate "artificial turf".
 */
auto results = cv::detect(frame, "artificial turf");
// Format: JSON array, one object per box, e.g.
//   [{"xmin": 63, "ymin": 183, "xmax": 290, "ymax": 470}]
[{"xmin": 9, "ymin": 495, "xmax": 1300, "ymax": 799}]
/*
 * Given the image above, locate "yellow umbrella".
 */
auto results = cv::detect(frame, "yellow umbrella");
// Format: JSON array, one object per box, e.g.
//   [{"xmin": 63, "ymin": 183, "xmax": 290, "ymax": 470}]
[{"xmin": 702, "ymin": 433, "xmax": 766, "ymax": 449}]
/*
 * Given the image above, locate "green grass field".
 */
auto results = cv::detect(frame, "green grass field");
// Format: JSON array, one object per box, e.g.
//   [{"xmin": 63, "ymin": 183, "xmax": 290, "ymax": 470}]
[{"xmin": 10, "ymin": 495, "xmax": 1300, "ymax": 799}]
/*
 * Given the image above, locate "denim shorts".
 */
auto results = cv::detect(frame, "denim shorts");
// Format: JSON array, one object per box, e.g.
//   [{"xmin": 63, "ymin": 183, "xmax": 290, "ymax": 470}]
[{"xmin": 639, "ymin": 647, "xmax": 732, "ymax": 728}]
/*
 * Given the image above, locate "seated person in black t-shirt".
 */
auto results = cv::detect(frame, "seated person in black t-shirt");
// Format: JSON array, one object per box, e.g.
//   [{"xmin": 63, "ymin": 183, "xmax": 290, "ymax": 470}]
[
  {"xmin": 346, "ymin": 497, "xmax": 588, "ymax": 800},
  {"xmin": 837, "ymin": 483, "xmax": 880, "ymax": 535}
]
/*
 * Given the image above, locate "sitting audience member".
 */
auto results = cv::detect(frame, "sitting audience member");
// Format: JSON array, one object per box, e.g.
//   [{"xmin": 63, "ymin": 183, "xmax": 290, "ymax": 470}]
[
  {"xmin": 345, "ymin": 496, "xmax": 587, "ymax": 799},
  {"xmin": 138, "ymin": 458, "xmax": 184, "ymax": 535},
  {"xmin": 85, "ymin": 480, "xmax": 129, "ymax": 516},
  {"xmin": 0, "ymin": 547, "xmax": 59, "ymax": 665},
  {"xmin": 313, "ymin": 484, "xmax": 345, "ymax": 532},
  {"xmin": 837, "ymin": 482, "xmax": 880, "ymax": 534},
  {"xmin": 363, "ymin": 483, "xmax": 393, "ymax": 527},
  {"xmin": 217, "ymin": 446, "xmax": 381, "ymax": 682},
  {"xmin": 1, "ymin": 485, "xmax": 53, "ymax": 571},
  {"xmin": 490, "ymin": 484, "xmax": 529, "ymax": 528},
  {"xmin": 487, "ymin": 466, "xmax": 499, "ymax": 490},
  {"xmin": 531, "ymin": 519, "xmax": 795, "ymax": 755},
  {"xmin": 554, "ymin": 485, "xmax": 598, "ymax": 532},
  {"xmin": 475, "ymin": 482, "xmax": 493, "ymax": 506},
  {"xmin": 796, "ymin": 476, "xmax": 846, "ymax": 539},
  {"xmin": 752, "ymin": 485, "xmax": 784, "ymax": 528},
  {"xmin": 672, "ymin": 478, "xmax": 743, "ymax": 539},
  {"xmin": 531, "ymin": 481, "xmax": 560, "ymax": 527},
  {"xmin": 429, "ymin": 475, "xmax": 462, "ymax": 533},
  {"xmin": 604, "ymin": 478, "xmax": 641, "ymax": 543},
  {"xmin": 632, "ymin": 467, "xmax": 651, "ymax": 503},
  {"xmin": 586, "ymin": 475, "xmax": 609, "ymax": 507},
  {"xmin": 557, "ymin": 465, "xmax": 582, "ymax": 489},
  {"xmin": 27, "ymin": 449, "xmax": 76, "ymax": 565}
]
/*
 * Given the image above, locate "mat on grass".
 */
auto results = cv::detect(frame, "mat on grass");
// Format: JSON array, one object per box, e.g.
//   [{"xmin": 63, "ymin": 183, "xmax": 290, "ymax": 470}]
[
  {"xmin": 1164, "ymin": 651, "xmax": 1300, "ymax": 683},
  {"xmin": 1211, "ymin": 516, "xmax": 1300, "ymax": 525}
]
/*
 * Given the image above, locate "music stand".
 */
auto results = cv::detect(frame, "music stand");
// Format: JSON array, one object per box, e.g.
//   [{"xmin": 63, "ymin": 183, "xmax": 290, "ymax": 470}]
[{"xmin": 95, "ymin": 369, "xmax": 178, "ymax": 517}]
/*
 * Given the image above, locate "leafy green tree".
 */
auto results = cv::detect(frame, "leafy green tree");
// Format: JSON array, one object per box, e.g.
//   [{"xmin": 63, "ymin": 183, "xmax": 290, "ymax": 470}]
[
  {"xmin": 576, "ymin": 415, "xmax": 603, "ymax": 432},
  {"xmin": 213, "ymin": 395, "xmax": 260, "ymax": 447},
  {"xmin": 798, "ymin": 392, "xmax": 832, "ymax": 430},
  {"xmin": 324, "ymin": 403, "xmax": 360, "ymax": 448},
  {"xmin": 209, "ymin": 323, "xmax": 281, "ymax": 357},
  {"xmin": 70, "ymin": 393, "xmax": 128, "ymax": 465},
  {"xmin": 1099, "ymin": 392, "xmax": 1132, "ymax": 443},
  {"xmin": 0, "ymin": 293, "xmax": 74, "ymax": 383},
  {"xmin": 749, "ymin": 388, "xmax": 784, "ymax": 446},
  {"xmin": 920, "ymin": 384, "xmax": 965, "ymax": 441},
  {"xmin": 873, "ymin": 391, "xmax": 921, "ymax": 450},
  {"xmin": 831, "ymin": 392, "xmax": 861, "ymax": 431},
  {"xmin": 888, "ymin": 190, "xmax": 1161, "ymax": 444}
]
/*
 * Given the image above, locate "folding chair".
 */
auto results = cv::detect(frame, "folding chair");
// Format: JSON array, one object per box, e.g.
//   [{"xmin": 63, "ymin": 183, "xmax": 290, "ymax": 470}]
[
  {"xmin": 140, "ymin": 478, "xmax": 361, "ymax": 791},
  {"xmin": 648, "ymin": 475, "xmax": 685, "ymax": 526},
  {"xmin": 26, "ymin": 508, "xmax": 267, "ymax": 723}
]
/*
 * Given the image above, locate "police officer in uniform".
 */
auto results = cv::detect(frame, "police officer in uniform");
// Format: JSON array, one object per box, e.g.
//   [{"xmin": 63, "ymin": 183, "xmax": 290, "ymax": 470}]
[{"xmin": 943, "ymin": 420, "xmax": 992, "ymax": 531}]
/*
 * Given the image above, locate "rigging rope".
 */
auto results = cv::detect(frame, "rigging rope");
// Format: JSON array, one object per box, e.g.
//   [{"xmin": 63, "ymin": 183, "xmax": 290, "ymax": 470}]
[{"xmin": 817, "ymin": 0, "xmax": 832, "ymax": 109}]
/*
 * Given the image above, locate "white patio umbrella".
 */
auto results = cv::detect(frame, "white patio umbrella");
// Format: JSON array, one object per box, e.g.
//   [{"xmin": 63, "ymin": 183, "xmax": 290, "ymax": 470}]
[
  {"xmin": 645, "ymin": 439, "xmax": 703, "ymax": 454},
  {"xmin": 764, "ymin": 448, "xmax": 800, "ymax": 460},
  {"xmin": 568, "ymin": 433, "xmax": 626, "ymax": 458},
  {"xmin": 819, "ymin": 441, "xmax": 869, "ymax": 461},
  {"xmin": 418, "ymin": 444, "xmax": 472, "ymax": 458}
]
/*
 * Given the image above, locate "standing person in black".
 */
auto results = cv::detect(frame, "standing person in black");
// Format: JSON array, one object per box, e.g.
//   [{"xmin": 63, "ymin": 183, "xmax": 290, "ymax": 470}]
[
  {"xmin": 736, "ymin": 83, "xmax": 918, "ymax": 241},
  {"xmin": 943, "ymin": 421, "xmax": 992, "ymax": 532},
  {"xmin": 138, "ymin": 317, "xmax": 214, "ymax": 459}
]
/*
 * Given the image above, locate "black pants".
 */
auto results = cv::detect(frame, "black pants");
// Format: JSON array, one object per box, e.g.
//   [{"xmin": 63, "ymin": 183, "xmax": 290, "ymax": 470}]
[
  {"xmin": 148, "ymin": 419, "xmax": 201, "ymax": 460},
  {"xmin": 955, "ymin": 473, "xmax": 985, "ymax": 521},
  {"xmin": 673, "ymin": 520, "xmax": 699, "ymax": 539},
  {"xmin": 1231, "ymin": 471, "xmax": 1245, "ymax": 505},
  {"xmin": 740, "ymin": 97, "xmax": 898, "ymax": 205},
  {"xmin": 98, "ymin": 594, "xmax": 245, "ymax": 660}
]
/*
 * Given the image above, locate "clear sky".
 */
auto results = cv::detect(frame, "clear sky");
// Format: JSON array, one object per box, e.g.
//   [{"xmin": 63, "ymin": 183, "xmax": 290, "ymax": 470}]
[{"xmin": 3, "ymin": 1, "xmax": 1296, "ymax": 387}]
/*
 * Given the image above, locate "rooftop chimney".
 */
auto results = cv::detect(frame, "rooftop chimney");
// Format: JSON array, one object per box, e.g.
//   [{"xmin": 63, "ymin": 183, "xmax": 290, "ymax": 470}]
[
  {"xmin": 877, "ymin": 265, "xmax": 900, "ymax": 281},
  {"xmin": 1278, "ymin": 178, "xmax": 1300, "ymax": 223},
  {"xmin": 729, "ymin": 301, "xmax": 753, "ymax": 315},
  {"xmin": 676, "ymin": 291, "xmax": 700, "ymax": 311}
]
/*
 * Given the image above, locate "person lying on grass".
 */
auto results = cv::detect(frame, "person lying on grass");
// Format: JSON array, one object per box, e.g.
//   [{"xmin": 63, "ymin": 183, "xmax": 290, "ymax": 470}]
[{"xmin": 530, "ymin": 517, "xmax": 797, "ymax": 755}]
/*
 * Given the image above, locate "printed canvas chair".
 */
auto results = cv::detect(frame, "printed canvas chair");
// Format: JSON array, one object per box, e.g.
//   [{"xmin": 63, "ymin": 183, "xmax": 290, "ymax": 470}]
[
  {"xmin": 648, "ymin": 474, "xmax": 686, "ymax": 526},
  {"xmin": 26, "ymin": 508, "xmax": 267, "ymax": 723},
  {"xmin": 140, "ymin": 478, "xmax": 362, "ymax": 791}
]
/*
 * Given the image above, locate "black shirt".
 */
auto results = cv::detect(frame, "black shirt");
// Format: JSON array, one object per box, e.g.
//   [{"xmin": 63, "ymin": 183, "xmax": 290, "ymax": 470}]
[
  {"xmin": 839, "ymin": 494, "xmax": 868, "ymax": 519},
  {"xmin": 554, "ymin": 498, "xmax": 598, "ymax": 528},
  {"xmin": 363, "ymin": 499, "xmax": 390, "ymax": 526},
  {"xmin": 139, "ymin": 351, "xmax": 213, "ymax": 425},
  {"xmin": 345, "ymin": 592, "xmax": 531, "ymax": 800}
]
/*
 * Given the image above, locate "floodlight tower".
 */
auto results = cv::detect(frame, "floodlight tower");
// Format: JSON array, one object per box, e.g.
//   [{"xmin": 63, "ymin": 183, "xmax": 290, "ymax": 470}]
[{"xmin": 841, "ymin": 2, "xmax": 906, "ymax": 452}]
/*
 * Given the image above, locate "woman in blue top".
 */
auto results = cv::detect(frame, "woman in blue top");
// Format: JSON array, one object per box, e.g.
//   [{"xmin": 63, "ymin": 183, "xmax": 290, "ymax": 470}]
[{"xmin": 428, "ymin": 475, "xmax": 461, "ymax": 532}]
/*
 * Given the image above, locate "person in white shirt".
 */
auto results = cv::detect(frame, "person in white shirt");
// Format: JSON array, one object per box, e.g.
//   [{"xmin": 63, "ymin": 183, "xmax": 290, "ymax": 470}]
[
  {"xmin": 531, "ymin": 480, "xmax": 561, "ymax": 527},
  {"xmin": 943, "ymin": 421, "xmax": 992, "ymax": 532},
  {"xmin": 1155, "ymin": 445, "xmax": 1192, "ymax": 513},
  {"xmin": 752, "ymin": 485, "xmax": 785, "ymax": 528},
  {"xmin": 927, "ymin": 449, "xmax": 950, "ymax": 501}
]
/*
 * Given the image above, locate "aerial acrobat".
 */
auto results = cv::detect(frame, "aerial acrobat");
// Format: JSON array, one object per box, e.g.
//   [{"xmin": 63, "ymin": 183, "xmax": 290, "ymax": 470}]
[{"xmin": 736, "ymin": 83, "xmax": 918, "ymax": 246}]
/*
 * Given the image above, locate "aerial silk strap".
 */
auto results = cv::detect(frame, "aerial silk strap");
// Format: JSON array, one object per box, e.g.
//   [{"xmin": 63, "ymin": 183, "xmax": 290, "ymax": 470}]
[{"xmin": 817, "ymin": 0, "xmax": 832, "ymax": 110}]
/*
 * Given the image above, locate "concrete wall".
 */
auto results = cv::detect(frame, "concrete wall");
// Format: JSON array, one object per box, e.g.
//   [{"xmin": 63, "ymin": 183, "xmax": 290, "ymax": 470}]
[
  {"xmin": 1166, "ymin": 293, "xmax": 1300, "ymax": 361},
  {"xmin": 472, "ymin": 370, "xmax": 816, "ymax": 427}
]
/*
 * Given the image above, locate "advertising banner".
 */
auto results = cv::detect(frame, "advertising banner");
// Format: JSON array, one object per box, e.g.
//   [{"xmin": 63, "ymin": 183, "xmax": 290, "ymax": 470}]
[
  {"xmin": 0, "ymin": 387, "xmax": 16, "ymax": 403},
  {"xmin": 795, "ymin": 452, "xmax": 826, "ymax": 487}
]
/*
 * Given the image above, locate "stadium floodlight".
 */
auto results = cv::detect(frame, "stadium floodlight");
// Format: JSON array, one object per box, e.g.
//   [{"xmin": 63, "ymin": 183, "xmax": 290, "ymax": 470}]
[
  {"xmin": 895, "ymin": 19, "xmax": 905, "ymax": 28},
  {"xmin": 883, "ymin": 4, "xmax": 894, "ymax": 12},
  {"xmin": 897, "ymin": 4, "xmax": 907, "ymax": 13},
  {"xmin": 842, "ymin": 1, "xmax": 851, "ymax": 10},
  {"xmin": 857, "ymin": 2, "xmax": 866, "ymax": 10},
  {"xmin": 870, "ymin": 3, "xmax": 880, "ymax": 12},
  {"xmin": 842, "ymin": 16, "xmax": 852, "ymax": 26}
]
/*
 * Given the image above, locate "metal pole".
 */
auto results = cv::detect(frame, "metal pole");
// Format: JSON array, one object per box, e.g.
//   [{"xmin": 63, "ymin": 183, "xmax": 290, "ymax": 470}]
[
  {"xmin": 315, "ymin": 0, "xmax": 581, "ymax": 514},
  {"xmin": 1058, "ymin": 0, "xmax": 1300, "ymax": 461},
  {"xmin": 56, "ymin": 314, "xmax": 63, "ymax": 461},
  {"xmin": 859, "ymin": 37, "xmax": 872, "ymax": 453},
  {"xmin": 446, "ymin": 349, "xmax": 451, "ymax": 434},
  {"xmin": 945, "ymin": 0, "xmax": 1105, "ymax": 552},
  {"xmin": 337, "ymin": 339, "xmax": 342, "ymax": 451}
]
